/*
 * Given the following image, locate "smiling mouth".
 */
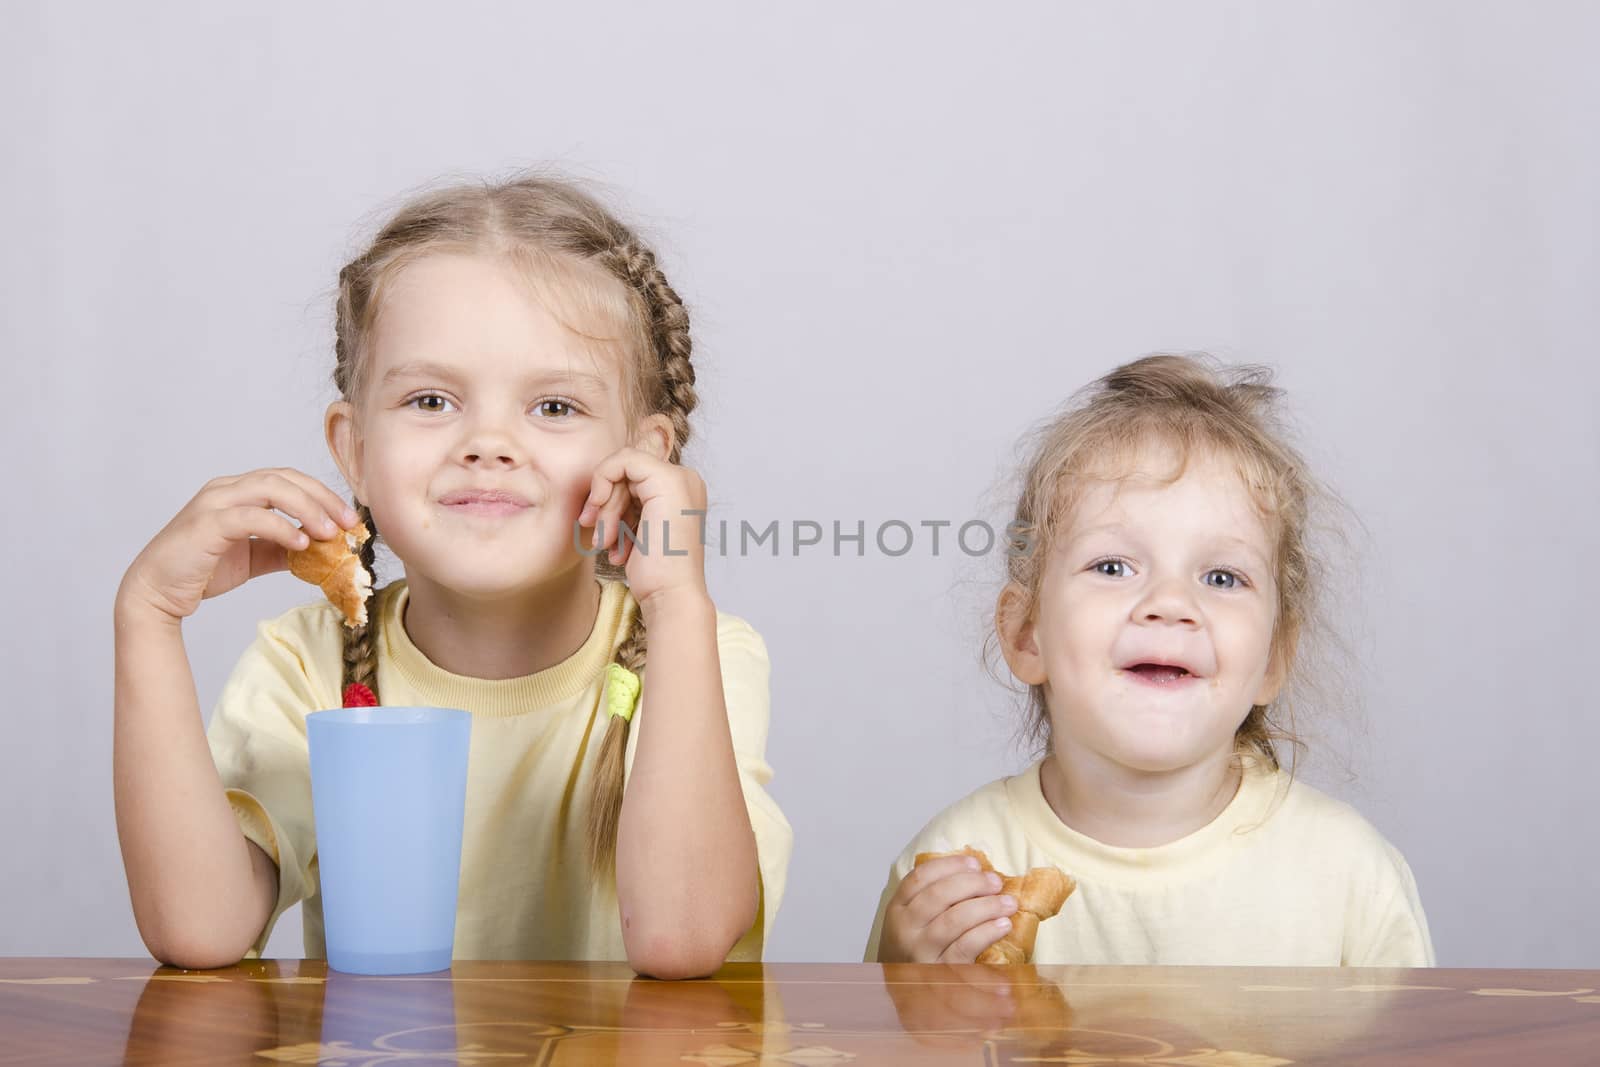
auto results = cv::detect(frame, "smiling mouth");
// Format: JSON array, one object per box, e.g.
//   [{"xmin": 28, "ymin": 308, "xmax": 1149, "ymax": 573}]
[
  {"xmin": 442, "ymin": 498, "xmax": 531, "ymax": 517},
  {"xmin": 1124, "ymin": 664, "xmax": 1198, "ymax": 686}
]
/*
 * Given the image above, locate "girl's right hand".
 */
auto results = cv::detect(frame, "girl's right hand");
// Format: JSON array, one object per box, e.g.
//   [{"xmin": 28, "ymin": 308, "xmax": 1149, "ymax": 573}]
[
  {"xmin": 877, "ymin": 854, "xmax": 1019, "ymax": 963},
  {"xmin": 118, "ymin": 468, "xmax": 360, "ymax": 623}
]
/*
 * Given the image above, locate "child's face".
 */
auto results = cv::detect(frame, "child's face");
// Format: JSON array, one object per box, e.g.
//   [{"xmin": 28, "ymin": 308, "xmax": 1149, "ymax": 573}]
[
  {"xmin": 1006, "ymin": 445, "xmax": 1285, "ymax": 777},
  {"xmin": 329, "ymin": 252, "xmax": 649, "ymax": 599}
]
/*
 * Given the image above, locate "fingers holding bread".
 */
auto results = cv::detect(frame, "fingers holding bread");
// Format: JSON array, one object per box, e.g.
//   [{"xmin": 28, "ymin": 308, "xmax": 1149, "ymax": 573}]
[
  {"xmin": 211, "ymin": 468, "xmax": 370, "ymax": 627},
  {"xmin": 912, "ymin": 847, "xmax": 1076, "ymax": 965},
  {"xmin": 286, "ymin": 520, "xmax": 372, "ymax": 627},
  {"xmin": 119, "ymin": 468, "xmax": 367, "ymax": 624},
  {"xmin": 203, "ymin": 469, "xmax": 359, "ymax": 544},
  {"xmin": 880, "ymin": 853, "xmax": 1009, "ymax": 964}
]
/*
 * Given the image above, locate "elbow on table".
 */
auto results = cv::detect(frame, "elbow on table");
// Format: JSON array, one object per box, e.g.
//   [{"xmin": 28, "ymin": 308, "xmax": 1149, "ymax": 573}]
[
  {"xmin": 621, "ymin": 883, "xmax": 758, "ymax": 980},
  {"xmin": 138, "ymin": 919, "xmax": 253, "ymax": 972},
  {"xmin": 625, "ymin": 923, "xmax": 742, "ymax": 981}
]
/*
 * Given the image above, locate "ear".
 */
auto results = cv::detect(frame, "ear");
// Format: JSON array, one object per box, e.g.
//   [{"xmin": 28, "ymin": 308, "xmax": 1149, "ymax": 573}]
[
  {"xmin": 995, "ymin": 581, "xmax": 1047, "ymax": 686},
  {"xmin": 633, "ymin": 412, "xmax": 675, "ymax": 461},
  {"xmin": 1253, "ymin": 626, "xmax": 1296, "ymax": 706},
  {"xmin": 325, "ymin": 400, "xmax": 365, "ymax": 502}
]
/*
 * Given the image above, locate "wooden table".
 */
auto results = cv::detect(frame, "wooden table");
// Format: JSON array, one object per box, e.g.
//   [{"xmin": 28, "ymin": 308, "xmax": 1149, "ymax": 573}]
[{"xmin": 3, "ymin": 959, "xmax": 1598, "ymax": 1064}]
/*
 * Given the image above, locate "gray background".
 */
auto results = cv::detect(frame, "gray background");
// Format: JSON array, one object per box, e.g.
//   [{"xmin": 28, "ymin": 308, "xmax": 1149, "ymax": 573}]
[{"xmin": 4, "ymin": 2, "xmax": 1596, "ymax": 967}]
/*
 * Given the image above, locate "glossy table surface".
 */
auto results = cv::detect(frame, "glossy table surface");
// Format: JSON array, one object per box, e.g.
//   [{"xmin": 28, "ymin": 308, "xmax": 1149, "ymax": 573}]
[{"xmin": 3, "ymin": 958, "xmax": 1599, "ymax": 1065}]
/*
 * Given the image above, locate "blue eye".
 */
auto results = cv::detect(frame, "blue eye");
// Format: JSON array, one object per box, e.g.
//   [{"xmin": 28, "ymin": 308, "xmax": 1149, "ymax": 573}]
[
  {"xmin": 1204, "ymin": 569, "xmax": 1244, "ymax": 589},
  {"xmin": 1092, "ymin": 558, "xmax": 1130, "ymax": 578}
]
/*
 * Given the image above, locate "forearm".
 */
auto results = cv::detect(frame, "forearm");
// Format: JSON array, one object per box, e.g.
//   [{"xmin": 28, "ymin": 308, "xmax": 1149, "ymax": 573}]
[
  {"xmin": 113, "ymin": 592, "xmax": 274, "ymax": 967},
  {"xmin": 615, "ymin": 590, "xmax": 758, "ymax": 977}
]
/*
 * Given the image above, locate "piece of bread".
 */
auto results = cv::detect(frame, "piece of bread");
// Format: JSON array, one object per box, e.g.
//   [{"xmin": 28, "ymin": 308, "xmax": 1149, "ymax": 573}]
[
  {"xmin": 913, "ymin": 846, "xmax": 1076, "ymax": 964},
  {"xmin": 286, "ymin": 521, "xmax": 372, "ymax": 628}
]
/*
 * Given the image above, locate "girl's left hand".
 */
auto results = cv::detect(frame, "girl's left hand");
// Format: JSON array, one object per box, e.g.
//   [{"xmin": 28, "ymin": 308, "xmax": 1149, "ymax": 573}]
[{"xmin": 577, "ymin": 447, "xmax": 708, "ymax": 609}]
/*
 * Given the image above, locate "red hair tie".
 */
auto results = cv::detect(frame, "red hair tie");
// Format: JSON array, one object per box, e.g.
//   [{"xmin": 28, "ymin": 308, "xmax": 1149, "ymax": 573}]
[{"xmin": 342, "ymin": 683, "xmax": 377, "ymax": 708}]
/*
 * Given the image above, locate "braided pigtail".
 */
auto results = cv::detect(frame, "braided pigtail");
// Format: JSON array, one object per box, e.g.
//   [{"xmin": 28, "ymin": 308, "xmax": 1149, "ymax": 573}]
[
  {"xmin": 338, "ymin": 502, "xmax": 382, "ymax": 703},
  {"xmin": 586, "ymin": 613, "xmax": 650, "ymax": 876},
  {"xmin": 583, "ymin": 240, "xmax": 701, "ymax": 880},
  {"xmin": 607, "ymin": 242, "xmax": 698, "ymax": 462}
]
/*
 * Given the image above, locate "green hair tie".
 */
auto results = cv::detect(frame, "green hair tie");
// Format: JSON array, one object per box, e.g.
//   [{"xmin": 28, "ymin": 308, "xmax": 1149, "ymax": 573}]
[{"xmin": 604, "ymin": 662, "xmax": 641, "ymax": 723}]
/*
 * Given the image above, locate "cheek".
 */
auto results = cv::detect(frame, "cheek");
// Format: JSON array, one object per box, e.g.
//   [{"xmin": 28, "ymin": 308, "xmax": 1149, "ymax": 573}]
[
  {"xmin": 1216, "ymin": 602, "xmax": 1277, "ymax": 674},
  {"xmin": 360, "ymin": 427, "xmax": 418, "ymax": 477},
  {"xmin": 1034, "ymin": 605, "xmax": 1110, "ymax": 675},
  {"xmin": 1044, "ymin": 587, "xmax": 1118, "ymax": 643},
  {"xmin": 353, "ymin": 448, "xmax": 396, "ymax": 500},
  {"xmin": 554, "ymin": 478, "xmax": 591, "ymax": 519},
  {"xmin": 545, "ymin": 454, "xmax": 606, "ymax": 512}
]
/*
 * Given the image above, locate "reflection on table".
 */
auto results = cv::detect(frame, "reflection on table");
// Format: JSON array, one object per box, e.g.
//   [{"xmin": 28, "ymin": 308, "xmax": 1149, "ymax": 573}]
[{"xmin": 1, "ymin": 958, "xmax": 1596, "ymax": 1065}]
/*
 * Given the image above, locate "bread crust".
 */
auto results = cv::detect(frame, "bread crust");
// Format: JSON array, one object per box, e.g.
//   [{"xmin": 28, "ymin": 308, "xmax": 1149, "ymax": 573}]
[{"xmin": 286, "ymin": 521, "xmax": 372, "ymax": 627}]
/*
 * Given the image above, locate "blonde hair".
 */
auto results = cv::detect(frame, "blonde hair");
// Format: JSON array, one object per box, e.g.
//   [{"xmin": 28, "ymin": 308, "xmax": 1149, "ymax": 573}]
[
  {"xmin": 994, "ymin": 353, "xmax": 1345, "ymax": 775},
  {"xmin": 330, "ymin": 173, "xmax": 698, "ymax": 878}
]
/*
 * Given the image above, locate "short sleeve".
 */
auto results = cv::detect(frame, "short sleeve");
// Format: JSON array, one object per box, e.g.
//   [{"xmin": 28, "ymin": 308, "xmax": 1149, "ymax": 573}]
[
  {"xmin": 204, "ymin": 609, "xmax": 342, "ymax": 957},
  {"xmin": 714, "ymin": 615, "xmax": 793, "ymax": 962},
  {"xmin": 1343, "ymin": 845, "xmax": 1436, "ymax": 967},
  {"xmin": 862, "ymin": 863, "xmax": 907, "ymax": 963}
]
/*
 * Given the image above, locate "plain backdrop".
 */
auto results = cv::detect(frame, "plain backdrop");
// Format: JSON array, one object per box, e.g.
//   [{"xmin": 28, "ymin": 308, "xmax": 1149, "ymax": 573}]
[{"xmin": 3, "ymin": 2, "xmax": 1596, "ymax": 967}]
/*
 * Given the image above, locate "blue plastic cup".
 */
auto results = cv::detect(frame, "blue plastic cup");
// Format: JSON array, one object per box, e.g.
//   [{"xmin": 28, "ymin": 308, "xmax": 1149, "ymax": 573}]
[{"xmin": 307, "ymin": 706, "xmax": 471, "ymax": 975}]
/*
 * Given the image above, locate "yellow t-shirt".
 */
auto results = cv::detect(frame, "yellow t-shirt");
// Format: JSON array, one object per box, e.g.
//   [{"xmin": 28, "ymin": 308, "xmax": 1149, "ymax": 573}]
[
  {"xmin": 206, "ymin": 578, "xmax": 792, "ymax": 962},
  {"xmin": 865, "ymin": 755, "xmax": 1435, "ymax": 967}
]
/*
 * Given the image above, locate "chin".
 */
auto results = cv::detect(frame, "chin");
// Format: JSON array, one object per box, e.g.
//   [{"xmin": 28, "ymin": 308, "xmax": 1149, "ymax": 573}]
[
  {"xmin": 1106, "ymin": 733, "xmax": 1220, "ymax": 774},
  {"xmin": 1111, "ymin": 752, "xmax": 1195, "ymax": 775},
  {"xmin": 420, "ymin": 564, "xmax": 542, "ymax": 597}
]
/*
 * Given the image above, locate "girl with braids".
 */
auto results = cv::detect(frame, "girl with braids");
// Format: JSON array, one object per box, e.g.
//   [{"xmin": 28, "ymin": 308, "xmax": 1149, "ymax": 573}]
[
  {"xmin": 867, "ymin": 354, "xmax": 1433, "ymax": 967},
  {"xmin": 113, "ymin": 174, "xmax": 791, "ymax": 978}
]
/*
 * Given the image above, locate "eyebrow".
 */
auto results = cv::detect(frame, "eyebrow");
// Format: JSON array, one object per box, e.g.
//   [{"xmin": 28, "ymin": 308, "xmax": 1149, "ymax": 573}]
[
  {"xmin": 380, "ymin": 361, "xmax": 609, "ymax": 394},
  {"xmin": 1069, "ymin": 524, "xmax": 1271, "ymax": 569}
]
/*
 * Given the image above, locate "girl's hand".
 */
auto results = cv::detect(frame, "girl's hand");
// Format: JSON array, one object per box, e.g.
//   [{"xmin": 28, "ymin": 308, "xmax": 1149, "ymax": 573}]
[
  {"xmin": 577, "ymin": 447, "xmax": 708, "ymax": 611},
  {"xmin": 877, "ymin": 854, "xmax": 1019, "ymax": 963},
  {"xmin": 118, "ymin": 468, "xmax": 361, "ymax": 624}
]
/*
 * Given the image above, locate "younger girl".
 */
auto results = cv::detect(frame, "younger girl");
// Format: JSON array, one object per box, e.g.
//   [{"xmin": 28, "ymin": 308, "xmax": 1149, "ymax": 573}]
[
  {"xmin": 867, "ymin": 354, "xmax": 1433, "ymax": 966},
  {"xmin": 114, "ymin": 175, "xmax": 791, "ymax": 979}
]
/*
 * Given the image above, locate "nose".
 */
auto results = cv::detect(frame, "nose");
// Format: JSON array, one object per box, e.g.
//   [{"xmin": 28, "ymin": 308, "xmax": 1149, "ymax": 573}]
[
  {"xmin": 463, "ymin": 447, "xmax": 516, "ymax": 468},
  {"xmin": 1132, "ymin": 576, "xmax": 1200, "ymax": 628},
  {"xmin": 459, "ymin": 415, "xmax": 522, "ymax": 469}
]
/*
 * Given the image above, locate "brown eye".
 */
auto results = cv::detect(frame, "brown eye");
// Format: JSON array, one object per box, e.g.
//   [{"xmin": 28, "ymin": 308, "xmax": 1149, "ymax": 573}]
[
  {"xmin": 409, "ymin": 394, "xmax": 453, "ymax": 413},
  {"xmin": 537, "ymin": 399, "xmax": 574, "ymax": 418}
]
